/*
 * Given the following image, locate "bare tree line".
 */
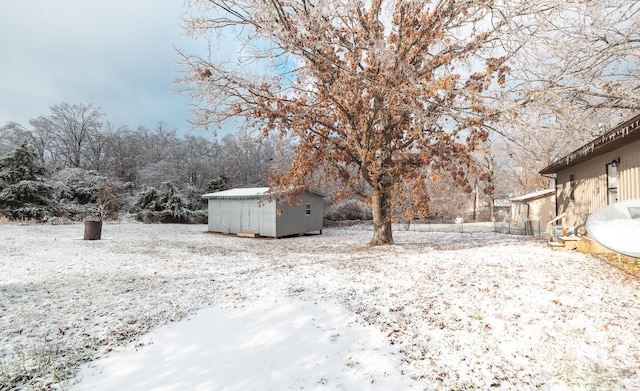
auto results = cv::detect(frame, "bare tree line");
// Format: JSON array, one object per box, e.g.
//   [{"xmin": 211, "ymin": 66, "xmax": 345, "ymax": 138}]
[
  {"xmin": 0, "ymin": 102, "xmax": 298, "ymax": 222},
  {"xmin": 0, "ymin": 103, "xmax": 285, "ymax": 191}
]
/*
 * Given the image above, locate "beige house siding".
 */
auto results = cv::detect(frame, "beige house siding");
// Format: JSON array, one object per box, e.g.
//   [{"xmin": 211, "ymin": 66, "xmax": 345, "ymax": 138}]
[
  {"xmin": 528, "ymin": 196, "xmax": 555, "ymax": 227},
  {"xmin": 510, "ymin": 190, "xmax": 555, "ymax": 228},
  {"xmin": 510, "ymin": 203, "xmax": 526, "ymax": 224},
  {"xmin": 620, "ymin": 147, "xmax": 640, "ymax": 200},
  {"xmin": 555, "ymin": 138, "xmax": 640, "ymax": 234}
]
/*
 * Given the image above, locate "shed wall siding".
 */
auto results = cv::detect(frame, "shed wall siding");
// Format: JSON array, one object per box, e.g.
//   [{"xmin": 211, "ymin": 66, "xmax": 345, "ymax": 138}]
[
  {"xmin": 206, "ymin": 190, "xmax": 323, "ymax": 237},
  {"xmin": 510, "ymin": 202, "xmax": 527, "ymax": 225},
  {"xmin": 528, "ymin": 196, "xmax": 555, "ymax": 227},
  {"xmin": 510, "ymin": 196, "xmax": 554, "ymax": 227},
  {"xmin": 275, "ymin": 192, "xmax": 324, "ymax": 237},
  {"xmin": 556, "ymin": 138, "xmax": 640, "ymax": 233},
  {"xmin": 207, "ymin": 199, "xmax": 276, "ymax": 236}
]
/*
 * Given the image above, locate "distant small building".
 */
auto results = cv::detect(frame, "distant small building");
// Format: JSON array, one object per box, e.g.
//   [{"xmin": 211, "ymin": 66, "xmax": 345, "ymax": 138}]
[
  {"xmin": 493, "ymin": 198, "xmax": 511, "ymax": 222},
  {"xmin": 202, "ymin": 187, "xmax": 324, "ymax": 238},
  {"xmin": 510, "ymin": 188, "xmax": 556, "ymax": 229},
  {"xmin": 540, "ymin": 113, "xmax": 640, "ymax": 234}
]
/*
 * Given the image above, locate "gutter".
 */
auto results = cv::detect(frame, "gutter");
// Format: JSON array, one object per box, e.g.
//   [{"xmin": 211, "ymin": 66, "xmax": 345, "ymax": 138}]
[{"xmin": 539, "ymin": 113, "xmax": 640, "ymax": 175}]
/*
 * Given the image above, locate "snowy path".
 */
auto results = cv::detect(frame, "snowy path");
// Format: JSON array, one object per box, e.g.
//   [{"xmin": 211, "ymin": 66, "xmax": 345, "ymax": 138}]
[
  {"xmin": 2, "ymin": 223, "xmax": 640, "ymax": 390},
  {"xmin": 71, "ymin": 299, "xmax": 413, "ymax": 390}
]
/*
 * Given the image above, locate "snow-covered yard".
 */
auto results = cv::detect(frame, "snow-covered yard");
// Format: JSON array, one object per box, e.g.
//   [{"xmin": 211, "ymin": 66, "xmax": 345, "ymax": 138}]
[{"xmin": 1, "ymin": 222, "xmax": 640, "ymax": 390}]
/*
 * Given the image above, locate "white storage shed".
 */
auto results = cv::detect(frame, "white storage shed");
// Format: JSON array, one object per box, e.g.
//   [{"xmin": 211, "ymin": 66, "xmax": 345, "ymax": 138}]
[{"xmin": 202, "ymin": 187, "xmax": 324, "ymax": 238}]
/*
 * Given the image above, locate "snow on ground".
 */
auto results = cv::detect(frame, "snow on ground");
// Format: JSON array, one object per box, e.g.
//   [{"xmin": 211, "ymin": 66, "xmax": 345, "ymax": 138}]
[
  {"xmin": 70, "ymin": 300, "xmax": 409, "ymax": 390},
  {"xmin": 1, "ymin": 222, "xmax": 640, "ymax": 390}
]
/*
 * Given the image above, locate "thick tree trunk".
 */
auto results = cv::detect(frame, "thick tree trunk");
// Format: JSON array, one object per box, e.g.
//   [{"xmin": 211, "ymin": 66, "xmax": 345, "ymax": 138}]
[{"xmin": 369, "ymin": 187, "xmax": 393, "ymax": 245}]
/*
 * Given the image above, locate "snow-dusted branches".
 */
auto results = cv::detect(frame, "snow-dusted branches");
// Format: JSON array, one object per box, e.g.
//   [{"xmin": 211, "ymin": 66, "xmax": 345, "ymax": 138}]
[
  {"xmin": 501, "ymin": 0, "xmax": 640, "ymax": 132},
  {"xmin": 180, "ymin": 0, "xmax": 537, "ymax": 244}
]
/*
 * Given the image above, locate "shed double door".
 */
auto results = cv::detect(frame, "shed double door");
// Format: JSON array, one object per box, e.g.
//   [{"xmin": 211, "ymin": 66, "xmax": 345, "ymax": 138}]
[{"xmin": 239, "ymin": 202, "xmax": 262, "ymax": 234}]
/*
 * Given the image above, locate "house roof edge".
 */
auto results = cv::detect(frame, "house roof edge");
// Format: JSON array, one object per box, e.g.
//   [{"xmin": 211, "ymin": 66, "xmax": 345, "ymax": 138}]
[{"xmin": 539, "ymin": 113, "xmax": 640, "ymax": 175}]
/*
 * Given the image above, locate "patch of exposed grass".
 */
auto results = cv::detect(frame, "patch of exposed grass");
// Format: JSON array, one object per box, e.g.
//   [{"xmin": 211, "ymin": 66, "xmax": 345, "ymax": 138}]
[{"xmin": 599, "ymin": 253, "xmax": 640, "ymax": 278}]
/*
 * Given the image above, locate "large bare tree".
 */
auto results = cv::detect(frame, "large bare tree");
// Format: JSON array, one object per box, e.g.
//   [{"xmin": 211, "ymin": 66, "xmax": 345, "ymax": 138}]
[
  {"xmin": 30, "ymin": 103, "xmax": 103, "ymax": 169},
  {"xmin": 180, "ymin": 0, "xmax": 532, "ymax": 244}
]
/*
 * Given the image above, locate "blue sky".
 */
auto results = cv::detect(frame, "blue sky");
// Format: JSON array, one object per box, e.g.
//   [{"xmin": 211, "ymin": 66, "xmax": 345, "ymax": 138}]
[{"xmin": 0, "ymin": 0, "xmax": 214, "ymax": 135}]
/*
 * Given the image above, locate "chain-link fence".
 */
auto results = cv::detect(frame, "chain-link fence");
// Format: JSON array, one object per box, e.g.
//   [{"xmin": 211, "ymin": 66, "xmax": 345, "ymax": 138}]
[
  {"xmin": 394, "ymin": 219, "xmax": 548, "ymax": 238},
  {"xmin": 493, "ymin": 220, "xmax": 547, "ymax": 237}
]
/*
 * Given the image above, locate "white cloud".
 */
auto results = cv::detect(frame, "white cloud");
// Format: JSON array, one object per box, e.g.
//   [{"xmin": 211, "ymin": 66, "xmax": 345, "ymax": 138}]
[{"xmin": 0, "ymin": 0, "xmax": 217, "ymax": 133}]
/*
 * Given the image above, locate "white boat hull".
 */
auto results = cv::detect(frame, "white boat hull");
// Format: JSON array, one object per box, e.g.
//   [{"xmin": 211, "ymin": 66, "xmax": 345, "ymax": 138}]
[{"xmin": 586, "ymin": 198, "xmax": 640, "ymax": 258}]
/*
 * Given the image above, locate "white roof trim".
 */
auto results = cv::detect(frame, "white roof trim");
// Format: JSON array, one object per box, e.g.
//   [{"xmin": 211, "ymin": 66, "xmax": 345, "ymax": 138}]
[
  {"xmin": 202, "ymin": 187, "xmax": 269, "ymax": 198},
  {"xmin": 202, "ymin": 187, "xmax": 270, "ymax": 198},
  {"xmin": 202, "ymin": 187, "xmax": 325, "ymax": 200},
  {"xmin": 510, "ymin": 188, "xmax": 555, "ymax": 202}
]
